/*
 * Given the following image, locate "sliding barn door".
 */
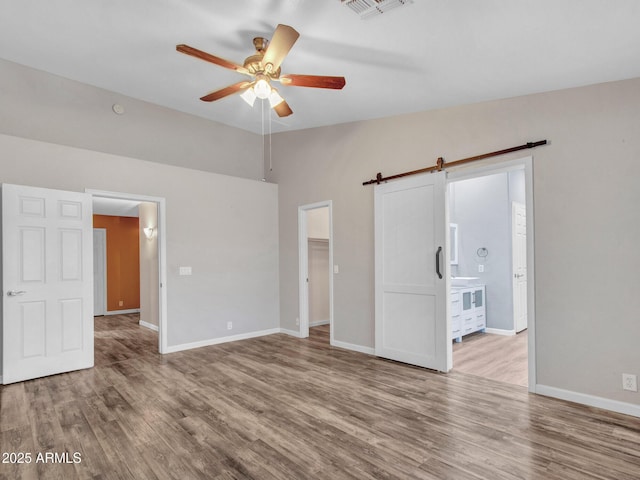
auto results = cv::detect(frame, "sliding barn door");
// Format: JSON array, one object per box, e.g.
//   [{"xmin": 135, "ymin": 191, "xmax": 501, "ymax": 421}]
[
  {"xmin": 374, "ymin": 172, "xmax": 449, "ymax": 372},
  {"xmin": 2, "ymin": 184, "xmax": 94, "ymax": 384}
]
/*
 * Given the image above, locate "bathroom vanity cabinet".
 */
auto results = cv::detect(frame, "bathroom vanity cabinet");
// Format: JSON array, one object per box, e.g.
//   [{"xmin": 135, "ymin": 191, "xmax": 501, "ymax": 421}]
[{"xmin": 451, "ymin": 285, "xmax": 486, "ymax": 342}]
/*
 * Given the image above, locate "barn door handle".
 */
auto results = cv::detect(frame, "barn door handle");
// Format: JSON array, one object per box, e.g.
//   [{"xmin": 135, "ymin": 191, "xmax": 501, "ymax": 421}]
[
  {"xmin": 435, "ymin": 246, "xmax": 443, "ymax": 279},
  {"xmin": 7, "ymin": 290, "xmax": 26, "ymax": 296}
]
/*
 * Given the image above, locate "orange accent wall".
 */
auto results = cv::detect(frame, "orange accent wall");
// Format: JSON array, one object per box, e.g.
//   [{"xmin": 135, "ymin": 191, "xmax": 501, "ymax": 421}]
[{"xmin": 93, "ymin": 215, "xmax": 140, "ymax": 312}]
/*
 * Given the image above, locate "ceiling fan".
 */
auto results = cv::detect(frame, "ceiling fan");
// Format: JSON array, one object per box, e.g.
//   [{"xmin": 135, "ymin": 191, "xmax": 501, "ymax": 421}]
[{"xmin": 176, "ymin": 24, "xmax": 346, "ymax": 118}]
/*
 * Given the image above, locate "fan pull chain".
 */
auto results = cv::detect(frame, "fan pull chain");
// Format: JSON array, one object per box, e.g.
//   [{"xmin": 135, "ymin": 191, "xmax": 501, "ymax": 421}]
[
  {"xmin": 261, "ymin": 99, "xmax": 265, "ymax": 181},
  {"xmin": 269, "ymin": 105, "xmax": 273, "ymax": 173}
]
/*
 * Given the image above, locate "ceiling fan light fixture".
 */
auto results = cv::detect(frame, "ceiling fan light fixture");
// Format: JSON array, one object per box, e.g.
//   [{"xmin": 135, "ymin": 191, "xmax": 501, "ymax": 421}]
[
  {"xmin": 240, "ymin": 87, "xmax": 257, "ymax": 106},
  {"xmin": 268, "ymin": 89, "xmax": 284, "ymax": 108},
  {"xmin": 254, "ymin": 78, "xmax": 271, "ymax": 99}
]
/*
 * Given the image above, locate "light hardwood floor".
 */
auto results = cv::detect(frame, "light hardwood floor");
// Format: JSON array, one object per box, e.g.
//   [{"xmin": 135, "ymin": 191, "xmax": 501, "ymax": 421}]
[
  {"xmin": 453, "ymin": 331, "xmax": 528, "ymax": 387},
  {"xmin": 1, "ymin": 315, "xmax": 639, "ymax": 479}
]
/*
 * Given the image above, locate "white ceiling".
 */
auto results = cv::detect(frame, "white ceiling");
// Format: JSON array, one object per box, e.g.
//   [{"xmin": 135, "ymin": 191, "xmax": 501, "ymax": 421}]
[
  {"xmin": 1, "ymin": 1, "xmax": 640, "ymax": 134},
  {"xmin": 93, "ymin": 197, "xmax": 140, "ymax": 218}
]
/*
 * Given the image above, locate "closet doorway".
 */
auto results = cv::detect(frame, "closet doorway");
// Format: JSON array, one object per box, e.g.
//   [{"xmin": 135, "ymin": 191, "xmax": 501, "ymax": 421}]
[
  {"xmin": 298, "ymin": 201, "xmax": 334, "ymax": 344},
  {"xmin": 447, "ymin": 159, "xmax": 534, "ymax": 389}
]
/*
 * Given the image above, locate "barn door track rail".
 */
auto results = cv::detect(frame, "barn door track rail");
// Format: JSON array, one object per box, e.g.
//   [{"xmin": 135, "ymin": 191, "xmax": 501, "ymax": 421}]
[{"xmin": 362, "ymin": 140, "xmax": 548, "ymax": 186}]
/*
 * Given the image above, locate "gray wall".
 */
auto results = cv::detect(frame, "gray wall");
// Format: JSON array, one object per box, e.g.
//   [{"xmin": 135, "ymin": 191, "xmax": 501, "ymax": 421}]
[
  {"xmin": 0, "ymin": 59, "xmax": 264, "ymax": 180},
  {"xmin": 268, "ymin": 76, "xmax": 640, "ymax": 405}
]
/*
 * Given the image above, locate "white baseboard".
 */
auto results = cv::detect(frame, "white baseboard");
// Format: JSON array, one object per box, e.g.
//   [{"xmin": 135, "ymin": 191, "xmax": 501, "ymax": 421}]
[
  {"xmin": 331, "ymin": 339, "xmax": 375, "ymax": 356},
  {"xmin": 163, "ymin": 326, "xmax": 371, "ymax": 359},
  {"xmin": 485, "ymin": 327, "xmax": 516, "ymax": 336},
  {"xmin": 105, "ymin": 309, "xmax": 140, "ymax": 316},
  {"xmin": 139, "ymin": 320, "xmax": 159, "ymax": 332},
  {"xmin": 0, "ymin": 375, "xmax": 3, "ymax": 384},
  {"xmin": 279, "ymin": 328, "xmax": 304, "ymax": 338},
  {"xmin": 536, "ymin": 384, "xmax": 640, "ymax": 418},
  {"xmin": 165, "ymin": 328, "xmax": 281, "ymax": 354},
  {"xmin": 310, "ymin": 319, "xmax": 330, "ymax": 327}
]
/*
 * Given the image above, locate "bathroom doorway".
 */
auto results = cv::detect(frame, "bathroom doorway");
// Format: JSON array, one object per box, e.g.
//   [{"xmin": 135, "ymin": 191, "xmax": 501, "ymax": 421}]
[{"xmin": 447, "ymin": 159, "xmax": 533, "ymax": 389}]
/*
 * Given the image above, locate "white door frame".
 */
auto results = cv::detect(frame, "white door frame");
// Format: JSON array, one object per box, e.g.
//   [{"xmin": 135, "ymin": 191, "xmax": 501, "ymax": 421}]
[
  {"xmin": 86, "ymin": 189, "xmax": 168, "ymax": 354},
  {"xmin": 446, "ymin": 156, "xmax": 536, "ymax": 393},
  {"xmin": 93, "ymin": 228, "xmax": 107, "ymax": 316},
  {"xmin": 298, "ymin": 201, "xmax": 334, "ymax": 342}
]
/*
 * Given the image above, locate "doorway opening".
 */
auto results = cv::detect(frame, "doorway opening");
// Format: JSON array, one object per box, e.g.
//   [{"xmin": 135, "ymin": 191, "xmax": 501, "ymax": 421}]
[
  {"xmin": 447, "ymin": 157, "xmax": 535, "ymax": 390},
  {"xmin": 298, "ymin": 201, "xmax": 333, "ymax": 344},
  {"xmin": 88, "ymin": 189, "xmax": 168, "ymax": 354},
  {"xmin": 92, "ymin": 199, "xmax": 142, "ymax": 316},
  {"xmin": 91, "ymin": 198, "xmax": 156, "ymax": 358}
]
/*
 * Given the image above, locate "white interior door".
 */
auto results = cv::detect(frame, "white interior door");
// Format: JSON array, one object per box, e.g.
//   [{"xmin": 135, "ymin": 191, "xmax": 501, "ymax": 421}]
[
  {"xmin": 374, "ymin": 172, "xmax": 449, "ymax": 372},
  {"xmin": 2, "ymin": 184, "xmax": 94, "ymax": 384},
  {"xmin": 512, "ymin": 202, "xmax": 528, "ymax": 332},
  {"xmin": 93, "ymin": 228, "xmax": 107, "ymax": 316}
]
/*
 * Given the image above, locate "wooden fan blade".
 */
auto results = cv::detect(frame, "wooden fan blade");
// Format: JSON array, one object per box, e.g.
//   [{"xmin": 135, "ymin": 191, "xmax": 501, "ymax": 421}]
[
  {"xmin": 176, "ymin": 44, "xmax": 250, "ymax": 75},
  {"xmin": 273, "ymin": 100, "xmax": 293, "ymax": 117},
  {"xmin": 280, "ymin": 74, "xmax": 346, "ymax": 89},
  {"xmin": 200, "ymin": 81, "xmax": 252, "ymax": 102},
  {"xmin": 262, "ymin": 24, "xmax": 300, "ymax": 72}
]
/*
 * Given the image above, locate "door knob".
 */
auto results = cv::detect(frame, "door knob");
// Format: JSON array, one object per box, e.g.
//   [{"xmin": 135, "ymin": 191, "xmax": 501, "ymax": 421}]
[{"xmin": 7, "ymin": 290, "xmax": 26, "ymax": 296}]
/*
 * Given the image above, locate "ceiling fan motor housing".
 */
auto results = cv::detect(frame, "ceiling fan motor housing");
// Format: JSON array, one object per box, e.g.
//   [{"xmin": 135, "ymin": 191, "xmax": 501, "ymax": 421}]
[{"xmin": 244, "ymin": 38, "xmax": 281, "ymax": 79}]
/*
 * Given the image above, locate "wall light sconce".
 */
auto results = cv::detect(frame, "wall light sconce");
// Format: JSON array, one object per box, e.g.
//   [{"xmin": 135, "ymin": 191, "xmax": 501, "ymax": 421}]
[{"xmin": 143, "ymin": 227, "xmax": 156, "ymax": 240}]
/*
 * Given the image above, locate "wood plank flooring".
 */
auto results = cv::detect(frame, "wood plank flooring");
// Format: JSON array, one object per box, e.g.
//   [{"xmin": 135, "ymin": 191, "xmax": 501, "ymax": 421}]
[
  {"xmin": 453, "ymin": 331, "xmax": 528, "ymax": 387},
  {"xmin": 2, "ymin": 315, "xmax": 640, "ymax": 479}
]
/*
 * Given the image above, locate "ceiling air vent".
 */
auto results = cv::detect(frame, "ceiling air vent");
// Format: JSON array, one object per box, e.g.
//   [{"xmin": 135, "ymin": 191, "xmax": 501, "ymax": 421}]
[{"xmin": 341, "ymin": 0, "xmax": 414, "ymax": 19}]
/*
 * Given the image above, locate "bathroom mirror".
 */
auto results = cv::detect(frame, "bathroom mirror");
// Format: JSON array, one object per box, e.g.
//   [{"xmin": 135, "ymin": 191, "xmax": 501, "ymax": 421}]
[{"xmin": 450, "ymin": 223, "xmax": 458, "ymax": 265}]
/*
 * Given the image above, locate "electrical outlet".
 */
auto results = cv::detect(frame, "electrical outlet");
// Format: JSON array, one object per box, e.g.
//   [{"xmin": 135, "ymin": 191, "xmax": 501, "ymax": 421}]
[
  {"xmin": 295, "ymin": 318, "xmax": 300, "ymax": 326},
  {"xmin": 119, "ymin": 300, "xmax": 124, "ymax": 307},
  {"xmin": 478, "ymin": 264, "xmax": 484, "ymax": 273},
  {"xmin": 622, "ymin": 373, "xmax": 638, "ymax": 392},
  {"xmin": 227, "ymin": 321, "xmax": 232, "ymax": 331}
]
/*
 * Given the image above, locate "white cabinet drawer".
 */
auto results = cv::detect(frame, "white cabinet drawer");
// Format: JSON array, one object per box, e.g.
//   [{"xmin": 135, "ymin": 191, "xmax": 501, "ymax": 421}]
[
  {"xmin": 463, "ymin": 324, "xmax": 475, "ymax": 335},
  {"xmin": 451, "ymin": 300, "xmax": 461, "ymax": 315},
  {"xmin": 452, "ymin": 315, "xmax": 461, "ymax": 336},
  {"xmin": 450, "ymin": 292, "xmax": 461, "ymax": 315}
]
